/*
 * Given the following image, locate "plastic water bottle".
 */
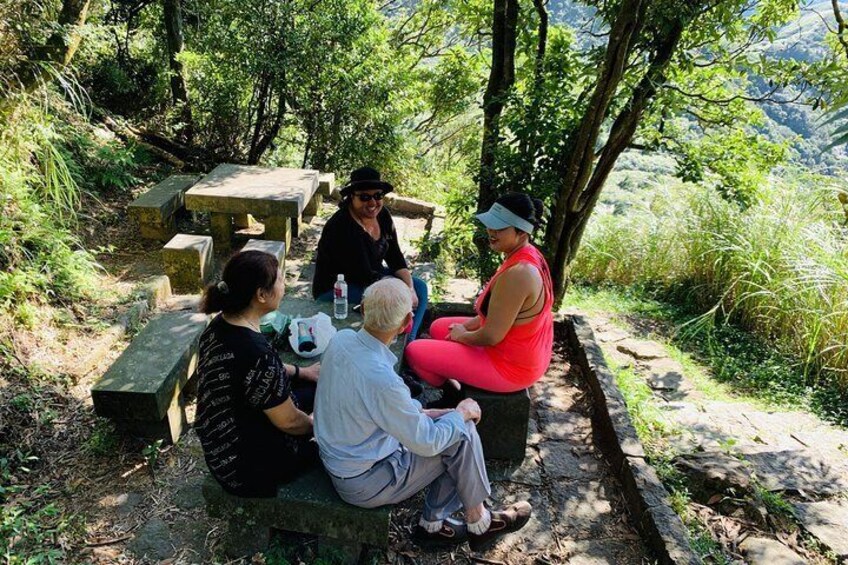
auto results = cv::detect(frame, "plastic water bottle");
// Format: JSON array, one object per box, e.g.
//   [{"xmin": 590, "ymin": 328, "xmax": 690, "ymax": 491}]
[{"xmin": 334, "ymin": 274, "xmax": 348, "ymax": 319}]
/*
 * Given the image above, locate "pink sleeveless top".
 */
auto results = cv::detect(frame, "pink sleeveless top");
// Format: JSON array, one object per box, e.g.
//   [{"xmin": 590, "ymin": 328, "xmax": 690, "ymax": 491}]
[{"xmin": 474, "ymin": 245, "xmax": 554, "ymax": 386}]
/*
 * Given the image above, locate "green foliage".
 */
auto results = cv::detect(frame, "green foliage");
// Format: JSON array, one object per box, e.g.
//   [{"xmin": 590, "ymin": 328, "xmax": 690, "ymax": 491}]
[
  {"xmin": 573, "ymin": 172, "xmax": 848, "ymax": 399},
  {"xmin": 0, "ymin": 102, "xmax": 102, "ymax": 310},
  {"xmin": 1, "ymin": 453, "xmax": 81, "ymax": 564}
]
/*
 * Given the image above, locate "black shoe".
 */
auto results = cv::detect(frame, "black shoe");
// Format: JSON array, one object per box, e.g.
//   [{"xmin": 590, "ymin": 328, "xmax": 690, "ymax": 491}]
[
  {"xmin": 426, "ymin": 382, "xmax": 464, "ymax": 409},
  {"xmin": 412, "ymin": 518, "xmax": 467, "ymax": 548},
  {"xmin": 401, "ymin": 371, "xmax": 424, "ymax": 398},
  {"xmin": 468, "ymin": 501, "xmax": 533, "ymax": 552}
]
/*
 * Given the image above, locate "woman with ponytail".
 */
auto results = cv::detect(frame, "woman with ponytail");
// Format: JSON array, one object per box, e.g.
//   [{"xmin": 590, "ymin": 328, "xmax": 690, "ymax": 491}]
[
  {"xmin": 195, "ymin": 250, "xmax": 320, "ymax": 497},
  {"xmin": 405, "ymin": 192, "xmax": 554, "ymax": 401}
]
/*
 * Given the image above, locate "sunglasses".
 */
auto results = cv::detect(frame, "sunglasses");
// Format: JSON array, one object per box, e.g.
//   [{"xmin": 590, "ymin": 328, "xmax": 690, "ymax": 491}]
[{"xmin": 354, "ymin": 192, "xmax": 384, "ymax": 202}]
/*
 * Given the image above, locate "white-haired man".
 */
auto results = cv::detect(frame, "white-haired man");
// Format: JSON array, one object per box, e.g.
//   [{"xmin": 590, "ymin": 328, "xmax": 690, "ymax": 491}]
[{"xmin": 314, "ymin": 278, "xmax": 531, "ymax": 549}]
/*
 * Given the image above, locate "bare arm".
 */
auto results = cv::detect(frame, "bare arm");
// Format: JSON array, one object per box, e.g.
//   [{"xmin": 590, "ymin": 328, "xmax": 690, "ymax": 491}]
[{"xmin": 264, "ymin": 397, "xmax": 313, "ymax": 435}]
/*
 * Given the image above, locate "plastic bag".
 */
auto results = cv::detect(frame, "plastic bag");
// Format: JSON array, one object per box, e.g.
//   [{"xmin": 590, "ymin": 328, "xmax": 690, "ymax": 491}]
[{"xmin": 287, "ymin": 312, "xmax": 336, "ymax": 358}]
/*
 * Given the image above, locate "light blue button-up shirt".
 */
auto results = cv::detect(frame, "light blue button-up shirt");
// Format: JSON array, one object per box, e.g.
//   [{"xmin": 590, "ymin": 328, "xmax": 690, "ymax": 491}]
[{"xmin": 314, "ymin": 328, "xmax": 467, "ymax": 478}]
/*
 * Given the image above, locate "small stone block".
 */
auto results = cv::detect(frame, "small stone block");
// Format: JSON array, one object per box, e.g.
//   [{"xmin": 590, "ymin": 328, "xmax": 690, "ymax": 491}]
[
  {"xmin": 265, "ymin": 216, "xmax": 292, "ymax": 250},
  {"xmin": 463, "ymin": 386, "xmax": 530, "ymax": 461},
  {"xmin": 318, "ymin": 173, "xmax": 335, "ymax": 197},
  {"xmin": 162, "ymin": 234, "xmax": 214, "ymax": 294},
  {"xmin": 91, "ymin": 311, "xmax": 208, "ymax": 426},
  {"xmin": 203, "ymin": 468, "xmax": 391, "ymax": 548},
  {"xmin": 242, "ymin": 239, "xmax": 286, "ymax": 267}
]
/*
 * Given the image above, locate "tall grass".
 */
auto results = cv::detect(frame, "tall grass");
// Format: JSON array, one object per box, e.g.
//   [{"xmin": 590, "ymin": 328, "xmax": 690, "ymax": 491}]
[
  {"xmin": 0, "ymin": 100, "xmax": 100, "ymax": 312},
  {"xmin": 572, "ymin": 174, "xmax": 848, "ymax": 389}
]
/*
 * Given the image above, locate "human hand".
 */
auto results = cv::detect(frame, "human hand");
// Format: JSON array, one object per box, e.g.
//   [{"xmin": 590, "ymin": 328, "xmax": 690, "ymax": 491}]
[
  {"xmin": 410, "ymin": 286, "xmax": 419, "ymax": 309},
  {"xmin": 455, "ymin": 398, "xmax": 481, "ymax": 424},
  {"xmin": 448, "ymin": 323, "xmax": 468, "ymax": 342},
  {"xmin": 300, "ymin": 362, "xmax": 320, "ymax": 382}
]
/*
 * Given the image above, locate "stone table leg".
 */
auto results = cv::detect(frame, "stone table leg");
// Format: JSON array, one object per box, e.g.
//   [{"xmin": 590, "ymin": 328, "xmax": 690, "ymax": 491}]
[
  {"xmin": 233, "ymin": 214, "xmax": 254, "ymax": 229},
  {"xmin": 304, "ymin": 193, "xmax": 322, "ymax": 217},
  {"xmin": 265, "ymin": 216, "xmax": 292, "ymax": 251},
  {"xmin": 210, "ymin": 212, "xmax": 234, "ymax": 252}
]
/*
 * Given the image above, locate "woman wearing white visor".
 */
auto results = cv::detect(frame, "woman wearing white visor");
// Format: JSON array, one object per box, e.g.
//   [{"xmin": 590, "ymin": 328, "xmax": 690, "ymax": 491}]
[{"xmin": 405, "ymin": 193, "xmax": 554, "ymax": 403}]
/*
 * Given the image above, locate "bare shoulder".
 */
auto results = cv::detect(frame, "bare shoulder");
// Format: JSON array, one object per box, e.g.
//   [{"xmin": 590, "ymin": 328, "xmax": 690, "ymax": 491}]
[{"xmin": 501, "ymin": 262, "xmax": 543, "ymax": 286}]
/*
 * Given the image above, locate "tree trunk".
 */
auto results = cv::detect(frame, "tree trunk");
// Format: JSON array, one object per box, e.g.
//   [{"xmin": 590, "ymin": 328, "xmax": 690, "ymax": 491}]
[
  {"xmin": 543, "ymin": 0, "xmax": 645, "ymax": 302},
  {"xmin": 476, "ymin": 0, "xmax": 519, "ymax": 276},
  {"xmin": 163, "ymin": 0, "xmax": 194, "ymax": 142},
  {"xmin": 518, "ymin": 0, "xmax": 548, "ymax": 188},
  {"xmin": 545, "ymin": 2, "xmax": 694, "ymax": 305},
  {"xmin": 477, "ymin": 0, "xmax": 519, "ymax": 213},
  {"xmin": 1, "ymin": 0, "xmax": 92, "ymax": 110}
]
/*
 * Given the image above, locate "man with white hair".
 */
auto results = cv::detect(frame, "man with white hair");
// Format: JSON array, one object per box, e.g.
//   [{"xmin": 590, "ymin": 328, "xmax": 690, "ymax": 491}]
[{"xmin": 314, "ymin": 278, "xmax": 532, "ymax": 549}]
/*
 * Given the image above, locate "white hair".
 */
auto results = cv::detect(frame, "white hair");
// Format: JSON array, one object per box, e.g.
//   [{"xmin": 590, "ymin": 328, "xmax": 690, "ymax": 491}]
[{"xmin": 362, "ymin": 278, "xmax": 412, "ymax": 332}]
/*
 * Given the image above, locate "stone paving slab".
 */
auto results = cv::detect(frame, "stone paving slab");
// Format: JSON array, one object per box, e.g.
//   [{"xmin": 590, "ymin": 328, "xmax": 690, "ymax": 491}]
[
  {"xmin": 549, "ymin": 480, "xmax": 634, "ymax": 540},
  {"xmin": 616, "ymin": 338, "xmax": 667, "ymax": 360},
  {"xmin": 740, "ymin": 448, "xmax": 848, "ymax": 495},
  {"xmin": 792, "ymin": 500, "xmax": 848, "ymax": 559},
  {"xmin": 738, "ymin": 536, "xmax": 805, "ymax": 564},
  {"xmin": 538, "ymin": 441, "xmax": 603, "ymax": 481}
]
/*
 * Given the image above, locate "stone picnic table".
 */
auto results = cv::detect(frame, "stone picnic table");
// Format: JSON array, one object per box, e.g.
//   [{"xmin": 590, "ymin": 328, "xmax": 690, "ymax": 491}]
[
  {"xmin": 184, "ymin": 163, "xmax": 320, "ymax": 252},
  {"xmin": 274, "ymin": 297, "xmax": 406, "ymax": 370}
]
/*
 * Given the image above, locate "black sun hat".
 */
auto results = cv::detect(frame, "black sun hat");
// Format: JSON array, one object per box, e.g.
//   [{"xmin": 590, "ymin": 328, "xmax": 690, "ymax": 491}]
[{"xmin": 340, "ymin": 166, "xmax": 395, "ymax": 197}]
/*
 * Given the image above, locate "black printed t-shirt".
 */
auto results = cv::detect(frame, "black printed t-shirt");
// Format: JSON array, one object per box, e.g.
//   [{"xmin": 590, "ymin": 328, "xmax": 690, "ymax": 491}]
[{"xmin": 195, "ymin": 315, "xmax": 312, "ymax": 497}]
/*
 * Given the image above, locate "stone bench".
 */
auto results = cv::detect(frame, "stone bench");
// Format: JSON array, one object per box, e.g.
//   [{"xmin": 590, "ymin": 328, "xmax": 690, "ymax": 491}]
[
  {"xmin": 464, "ymin": 385, "xmax": 530, "ymax": 461},
  {"xmin": 162, "ymin": 234, "xmax": 214, "ymax": 294},
  {"xmin": 202, "ymin": 467, "xmax": 391, "ymax": 557},
  {"xmin": 242, "ymin": 238, "xmax": 286, "ymax": 267},
  {"xmin": 128, "ymin": 175, "xmax": 200, "ymax": 240},
  {"xmin": 91, "ymin": 311, "xmax": 208, "ymax": 443}
]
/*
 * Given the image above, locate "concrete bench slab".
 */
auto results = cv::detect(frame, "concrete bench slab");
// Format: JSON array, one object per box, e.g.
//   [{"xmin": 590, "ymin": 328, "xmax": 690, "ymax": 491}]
[
  {"xmin": 202, "ymin": 467, "xmax": 391, "ymax": 556},
  {"xmin": 464, "ymin": 386, "xmax": 530, "ymax": 461},
  {"xmin": 242, "ymin": 239, "xmax": 286, "ymax": 267},
  {"xmin": 162, "ymin": 234, "xmax": 214, "ymax": 294},
  {"xmin": 128, "ymin": 175, "xmax": 200, "ymax": 240},
  {"xmin": 91, "ymin": 311, "xmax": 208, "ymax": 443}
]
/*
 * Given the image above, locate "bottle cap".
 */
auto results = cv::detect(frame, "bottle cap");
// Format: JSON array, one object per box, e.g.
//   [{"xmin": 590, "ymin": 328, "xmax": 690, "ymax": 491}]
[{"xmin": 337, "ymin": 274, "xmax": 345, "ymax": 281}]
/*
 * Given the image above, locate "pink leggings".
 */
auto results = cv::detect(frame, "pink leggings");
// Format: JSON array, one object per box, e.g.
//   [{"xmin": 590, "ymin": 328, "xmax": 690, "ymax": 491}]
[{"xmin": 404, "ymin": 317, "xmax": 522, "ymax": 393}]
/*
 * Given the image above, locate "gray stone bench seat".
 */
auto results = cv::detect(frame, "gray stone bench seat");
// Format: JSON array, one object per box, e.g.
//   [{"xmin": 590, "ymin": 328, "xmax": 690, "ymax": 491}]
[
  {"xmin": 128, "ymin": 175, "xmax": 200, "ymax": 241},
  {"xmin": 202, "ymin": 467, "xmax": 391, "ymax": 556},
  {"xmin": 91, "ymin": 311, "xmax": 208, "ymax": 443}
]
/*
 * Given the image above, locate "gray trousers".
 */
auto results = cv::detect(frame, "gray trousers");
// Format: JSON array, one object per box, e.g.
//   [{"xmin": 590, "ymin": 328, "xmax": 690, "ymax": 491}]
[{"xmin": 330, "ymin": 421, "xmax": 491, "ymax": 522}]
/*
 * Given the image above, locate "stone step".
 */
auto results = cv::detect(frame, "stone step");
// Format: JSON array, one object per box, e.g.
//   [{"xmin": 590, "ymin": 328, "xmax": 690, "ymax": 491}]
[
  {"xmin": 202, "ymin": 468, "xmax": 391, "ymax": 556},
  {"xmin": 91, "ymin": 311, "xmax": 209, "ymax": 443},
  {"xmin": 128, "ymin": 175, "xmax": 201, "ymax": 241}
]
